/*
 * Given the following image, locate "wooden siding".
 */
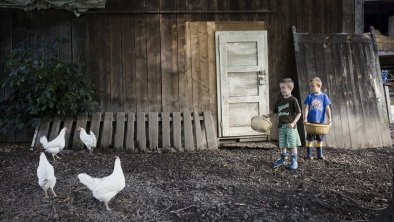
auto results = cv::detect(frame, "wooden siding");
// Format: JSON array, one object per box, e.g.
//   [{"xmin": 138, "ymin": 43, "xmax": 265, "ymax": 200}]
[
  {"xmin": 293, "ymin": 30, "xmax": 392, "ymax": 148},
  {"xmin": 0, "ymin": 0, "xmax": 358, "ymax": 143}
]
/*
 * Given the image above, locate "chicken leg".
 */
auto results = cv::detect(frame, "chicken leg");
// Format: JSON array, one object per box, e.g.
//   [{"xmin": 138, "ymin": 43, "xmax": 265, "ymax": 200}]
[
  {"xmin": 51, "ymin": 188, "xmax": 58, "ymax": 197},
  {"xmin": 105, "ymin": 202, "xmax": 112, "ymax": 211}
]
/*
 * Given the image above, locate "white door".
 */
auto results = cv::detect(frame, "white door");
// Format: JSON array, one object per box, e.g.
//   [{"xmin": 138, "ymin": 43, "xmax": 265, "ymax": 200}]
[{"xmin": 216, "ymin": 31, "xmax": 269, "ymax": 137}]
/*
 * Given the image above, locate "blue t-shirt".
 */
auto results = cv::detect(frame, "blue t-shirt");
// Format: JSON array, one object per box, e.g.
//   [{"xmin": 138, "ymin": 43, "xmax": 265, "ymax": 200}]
[{"xmin": 303, "ymin": 93, "xmax": 331, "ymax": 123}]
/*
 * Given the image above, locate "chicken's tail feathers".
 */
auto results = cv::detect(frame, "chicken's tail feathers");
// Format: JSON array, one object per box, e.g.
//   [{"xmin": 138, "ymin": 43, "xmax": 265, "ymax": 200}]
[
  {"xmin": 39, "ymin": 136, "xmax": 48, "ymax": 147},
  {"xmin": 78, "ymin": 173, "xmax": 96, "ymax": 190}
]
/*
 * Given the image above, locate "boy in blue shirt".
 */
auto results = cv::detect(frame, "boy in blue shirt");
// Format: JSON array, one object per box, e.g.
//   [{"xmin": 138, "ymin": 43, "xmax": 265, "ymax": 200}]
[{"xmin": 303, "ymin": 77, "xmax": 332, "ymax": 160}]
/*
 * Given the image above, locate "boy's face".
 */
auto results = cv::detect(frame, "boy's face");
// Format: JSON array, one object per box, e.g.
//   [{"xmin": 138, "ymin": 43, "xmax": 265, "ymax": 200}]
[
  {"xmin": 309, "ymin": 82, "xmax": 321, "ymax": 93},
  {"xmin": 280, "ymin": 83, "xmax": 292, "ymax": 97}
]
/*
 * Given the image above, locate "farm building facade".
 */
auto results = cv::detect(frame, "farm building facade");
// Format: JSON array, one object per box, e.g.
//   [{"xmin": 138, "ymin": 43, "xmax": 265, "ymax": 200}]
[{"xmin": 0, "ymin": 0, "xmax": 392, "ymax": 149}]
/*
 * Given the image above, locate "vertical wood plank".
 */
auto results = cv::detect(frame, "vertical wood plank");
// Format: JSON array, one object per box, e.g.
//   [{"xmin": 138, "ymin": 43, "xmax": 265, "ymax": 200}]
[
  {"xmin": 172, "ymin": 112, "xmax": 183, "ymax": 151},
  {"xmin": 184, "ymin": 22, "xmax": 194, "ymax": 111},
  {"xmin": 161, "ymin": 112, "xmax": 171, "ymax": 149},
  {"xmin": 321, "ymin": 40, "xmax": 338, "ymax": 147},
  {"xmin": 177, "ymin": 0, "xmax": 190, "ymax": 112},
  {"xmin": 125, "ymin": 112, "xmax": 136, "ymax": 151},
  {"xmin": 161, "ymin": 0, "xmax": 179, "ymax": 112},
  {"xmin": 73, "ymin": 113, "xmax": 88, "ymax": 150},
  {"xmin": 58, "ymin": 12, "xmax": 72, "ymax": 62},
  {"xmin": 62, "ymin": 117, "xmax": 74, "ymax": 150},
  {"xmin": 72, "ymin": 15, "xmax": 88, "ymax": 75},
  {"xmin": 135, "ymin": 14, "xmax": 148, "ymax": 112},
  {"xmin": 340, "ymin": 42, "xmax": 359, "ymax": 148},
  {"xmin": 147, "ymin": 0, "xmax": 162, "ymax": 112},
  {"xmin": 122, "ymin": 15, "xmax": 136, "ymax": 112},
  {"xmin": 204, "ymin": 111, "xmax": 218, "ymax": 149},
  {"xmin": 89, "ymin": 112, "xmax": 102, "ymax": 145},
  {"xmin": 99, "ymin": 15, "xmax": 111, "ymax": 111},
  {"xmin": 348, "ymin": 42, "xmax": 369, "ymax": 147},
  {"xmin": 0, "ymin": 11, "xmax": 14, "ymax": 142},
  {"xmin": 183, "ymin": 111, "xmax": 194, "ymax": 151},
  {"xmin": 114, "ymin": 112, "xmax": 125, "ymax": 150},
  {"xmin": 34, "ymin": 117, "xmax": 51, "ymax": 149},
  {"xmin": 332, "ymin": 43, "xmax": 351, "ymax": 148},
  {"xmin": 149, "ymin": 112, "xmax": 159, "ymax": 151},
  {"xmin": 100, "ymin": 112, "xmax": 113, "ymax": 149},
  {"xmin": 49, "ymin": 117, "xmax": 62, "ymax": 140},
  {"xmin": 110, "ymin": 15, "xmax": 124, "ymax": 112},
  {"xmin": 354, "ymin": 0, "xmax": 364, "ymax": 34},
  {"xmin": 190, "ymin": 22, "xmax": 201, "ymax": 110},
  {"xmin": 198, "ymin": 22, "xmax": 210, "ymax": 111},
  {"xmin": 207, "ymin": 22, "xmax": 218, "ymax": 134},
  {"xmin": 193, "ymin": 110, "xmax": 204, "ymax": 150},
  {"xmin": 41, "ymin": 10, "xmax": 58, "ymax": 60},
  {"xmin": 201, "ymin": 0, "xmax": 216, "ymax": 21},
  {"xmin": 327, "ymin": 42, "xmax": 347, "ymax": 148},
  {"xmin": 363, "ymin": 41, "xmax": 392, "ymax": 147},
  {"xmin": 137, "ymin": 112, "xmax": 147, "ymax": 151}
]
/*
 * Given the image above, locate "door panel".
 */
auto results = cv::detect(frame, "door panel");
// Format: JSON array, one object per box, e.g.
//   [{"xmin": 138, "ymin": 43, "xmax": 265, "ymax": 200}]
[{"xmin": 216, "ymin": 31, "xmax": 269, "ymax": 137}]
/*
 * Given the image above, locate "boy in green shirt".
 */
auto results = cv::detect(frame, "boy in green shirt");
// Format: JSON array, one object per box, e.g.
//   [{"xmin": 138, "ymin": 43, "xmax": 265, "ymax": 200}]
[{"xmin": 265, "ymin": 78, "xmax": 302, "ymax": 170}]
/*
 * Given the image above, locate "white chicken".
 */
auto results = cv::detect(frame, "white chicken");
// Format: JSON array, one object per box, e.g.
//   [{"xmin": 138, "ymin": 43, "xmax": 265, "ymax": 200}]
[
  {"xmin": 78, "ymin": 156, "xmax": 125, "ymax": 210},
  {"xmin": 77, "ymin": 127, "xmax": 97, "ymax": 154},
  {"xmin": 36, "ymin": 152, "xmax": 57, "ymax": 198},
  {"xmin": 39, "ymin": 127, "xmax": 67, "ymax": 161}
]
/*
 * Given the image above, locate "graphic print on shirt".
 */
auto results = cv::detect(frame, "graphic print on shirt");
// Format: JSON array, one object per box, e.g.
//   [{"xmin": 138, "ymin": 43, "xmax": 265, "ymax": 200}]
[
  {"xmin": 277, "ymin": 103, "xmax": 289, "ymax": 118},
  {"xmin": 311, "ymin": 99, "xmax": 323, "ymax": 112}
]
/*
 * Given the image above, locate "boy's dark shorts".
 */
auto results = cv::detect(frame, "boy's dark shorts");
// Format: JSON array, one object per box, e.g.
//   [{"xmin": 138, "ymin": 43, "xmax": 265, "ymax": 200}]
[{"xmin": 306, "ymin": 134, "xmax": 325, "ymax": 141}]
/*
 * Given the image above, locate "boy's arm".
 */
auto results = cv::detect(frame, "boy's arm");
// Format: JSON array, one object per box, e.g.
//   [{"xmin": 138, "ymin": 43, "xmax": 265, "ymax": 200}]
[
  {"xmin": 303, "ymin": 105, "xmax": 309, "ymax": 123},
  {"xmin": 289, "ymin": 112, "xmax": 302, "ymax": 128},
  {"xmin": 326, "ymin": 105, "xmax": 332, "ymax": 124},
  {"xmin": 263, "ymin": 113, "xmax": 275, "ymax": 118}
]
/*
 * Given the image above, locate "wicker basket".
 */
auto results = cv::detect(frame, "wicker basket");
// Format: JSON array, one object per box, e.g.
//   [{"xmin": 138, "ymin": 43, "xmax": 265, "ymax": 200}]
[
  {"xmin": 251, "ymin": 116, "xmax": 272, "ymax": 133},
  {"xmin": 304, "ymin": 123, "xmax": 330, "ymax": 135}
]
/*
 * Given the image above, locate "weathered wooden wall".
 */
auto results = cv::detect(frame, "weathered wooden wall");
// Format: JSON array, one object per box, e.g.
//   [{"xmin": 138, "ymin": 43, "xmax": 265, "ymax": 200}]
[
  {"xmin": 293, "ymin": 31, "xmax": 392, "ymax": 148},
  {"xmin": 0, "ymin": 0, "xmax": 359, "ymax": 142}
]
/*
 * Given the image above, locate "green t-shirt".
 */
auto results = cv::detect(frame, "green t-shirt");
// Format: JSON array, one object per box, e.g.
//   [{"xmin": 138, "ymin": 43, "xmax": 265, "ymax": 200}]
[{"xmin": 273, "ymin": 95, "xmax": 301, "ymax": 127}]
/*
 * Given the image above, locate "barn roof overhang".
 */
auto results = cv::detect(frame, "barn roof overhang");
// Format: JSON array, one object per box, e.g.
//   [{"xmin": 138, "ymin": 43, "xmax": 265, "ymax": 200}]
[{"xmin": 0, "ymin": 0, "xmax": 106, "ymax": 16}]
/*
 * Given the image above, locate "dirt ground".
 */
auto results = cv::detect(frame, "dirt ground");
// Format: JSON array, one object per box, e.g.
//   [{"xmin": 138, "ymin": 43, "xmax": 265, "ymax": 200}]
[{"xmin": 0, "ymin": 143, "xmax": 393, "ymax": 222}]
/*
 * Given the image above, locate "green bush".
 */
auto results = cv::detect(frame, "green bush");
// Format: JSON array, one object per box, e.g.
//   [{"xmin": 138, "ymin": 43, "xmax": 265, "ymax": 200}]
[{"xmin": 0, "ymin": 41, "xmax": 98, "ymax": 135}]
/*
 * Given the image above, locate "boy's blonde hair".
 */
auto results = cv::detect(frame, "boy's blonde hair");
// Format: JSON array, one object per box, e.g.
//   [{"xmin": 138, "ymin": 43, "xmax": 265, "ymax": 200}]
[
  {"xmin": 280, "ymin": 78, "xmax": 294, "ymax": 90},
  {"xmin": 309, "ymin": 77, "xmax": 322, "ymax": 87}
]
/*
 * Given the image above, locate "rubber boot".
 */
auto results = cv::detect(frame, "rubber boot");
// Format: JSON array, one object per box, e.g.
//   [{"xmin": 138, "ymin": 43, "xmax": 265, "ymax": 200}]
[
  {"xmin": 272, "ymin": 153, "xmax": 288, "ymax": 169},
  {"xmin": 306, "ymin": 147, "xmax": 313, "ymax": 160},
  {"xmin": 289, "ymin": 154, "xmax": 298, "ymax": 170},
  {"xmin": 317, "ymin": 147, "xmax": 325, "ymax": 160}
]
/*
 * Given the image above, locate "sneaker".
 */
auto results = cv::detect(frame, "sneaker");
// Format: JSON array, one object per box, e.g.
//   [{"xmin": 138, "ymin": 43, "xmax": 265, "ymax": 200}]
[
  {"xmin": 272, "ymin": 158, "xmax": 286, "ymax": 169},
  {"xmin": 289, "ymin": 154, "xmax": 298, "ymax": 170},
  {"xmin": 272, "ymin": 153, "xmax": 288, "ymax": 169},
  {"xmin": 317, "ymin": 155, "xmax": 325, "ymax": 160}
]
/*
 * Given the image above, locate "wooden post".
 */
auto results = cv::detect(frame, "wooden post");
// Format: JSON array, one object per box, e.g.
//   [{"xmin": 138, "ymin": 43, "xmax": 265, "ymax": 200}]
[
  {"xmin": 389, "ymin": 16, "xmax": 394, "ymax": 37},
  {"xmin": 354, "ymin": 0, "xmax": 364, "ymax": 34}
]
